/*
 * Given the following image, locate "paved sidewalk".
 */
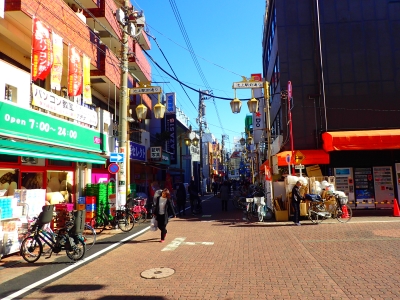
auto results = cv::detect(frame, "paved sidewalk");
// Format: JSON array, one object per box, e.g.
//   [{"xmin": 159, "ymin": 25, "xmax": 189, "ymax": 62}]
[{"xmin": 4, "ymin": 194, "xmax": 400, "ymax": 299}]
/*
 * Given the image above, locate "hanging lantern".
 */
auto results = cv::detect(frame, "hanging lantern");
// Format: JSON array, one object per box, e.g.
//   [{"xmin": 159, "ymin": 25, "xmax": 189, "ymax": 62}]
[
  {"xmin": 136, "ymin": 95, "xmax": 147, "ymax": 120},
  {"xmin": 230, "ymin": 89, "xmax": 242, "ymax": 113},
  {"xmin": 247, "ymin": 89, "xmax": 259, "ymax": 113},
  {"xmin": 192, "ymin": 136, "xmax": 199, "ymax": 146},
  {"xmin": 153, "ymin": 94, "xmax": 166, "ymax": 119}
]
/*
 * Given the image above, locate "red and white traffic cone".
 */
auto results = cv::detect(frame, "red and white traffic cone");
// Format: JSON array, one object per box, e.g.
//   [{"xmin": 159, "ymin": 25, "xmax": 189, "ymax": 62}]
[
  {"xmin": 341, "ymin": 205, "xmax": 349, "ymax": 218},
  {"xmin": 393, "ymin": 198, "xmax": 400, "ymax": 217}
]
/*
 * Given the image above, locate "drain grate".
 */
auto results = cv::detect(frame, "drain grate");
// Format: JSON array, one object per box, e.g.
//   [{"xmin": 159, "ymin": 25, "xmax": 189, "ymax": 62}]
[{"xmin": 140, "ymin": 267, "xmax": 175, "ymax": 279}]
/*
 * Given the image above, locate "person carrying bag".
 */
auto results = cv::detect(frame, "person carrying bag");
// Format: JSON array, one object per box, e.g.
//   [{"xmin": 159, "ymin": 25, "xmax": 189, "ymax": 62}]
[{"xmin": 153, "ymin": 188, "xmax": 176, "ymax": 242}]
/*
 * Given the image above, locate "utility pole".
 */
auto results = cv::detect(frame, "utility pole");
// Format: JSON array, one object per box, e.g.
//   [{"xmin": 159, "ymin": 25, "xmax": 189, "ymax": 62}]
[
  {"xmin": 198, "ymin": 90, "xmax": 204, "ymax": 196},
  {"xmin": 117, "ymin": 1, "xmax": 130, "ymax": 207}
]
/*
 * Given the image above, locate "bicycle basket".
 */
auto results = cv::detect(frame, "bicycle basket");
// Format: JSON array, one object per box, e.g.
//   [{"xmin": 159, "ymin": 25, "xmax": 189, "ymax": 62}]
[
  {"xmin": 133, "ymin": 205, "xmax": 142, "ymax": 213},
  {"xmin": 339, "ymin": 196, "xmax": 348, "ymax": 205},
  {"xmin": 246, "ymin": 198, "xmax": 254, "ymax": 203},
  {"xmin": 37, "ymin": 205, "xmax": 55, "ymax": 225},
  {"xmin": 253, "ymin": 197, "xmax": 264, "ymax": 205}
]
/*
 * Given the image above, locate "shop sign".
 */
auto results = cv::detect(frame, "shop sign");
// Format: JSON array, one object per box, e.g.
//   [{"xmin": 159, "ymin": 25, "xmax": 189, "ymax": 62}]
[
  {"xmin": 233, "ymin": 82, "xmax": 263, "ymax": 89},
  {"xmin": 159, "ymin": 151, "xmax": 170, "ymax": 165},
  {"xmin": 165, "ymin": 114, "xmax": 177, "ymax": 164},
  {"xmin": 129, "ymin": 141, "xmax": 146, "ymax": 162},
  {"xmin": 32, "ymin": 84, "xmax": 98, "ymax": 126},
  {"xmin": 150, "ymin": 147, "xmax": 162, "ymax": 161},
  {"xmin": 0, "ymin": 99, "xmax": 105, "ymax": 152},
  {"xmin": 165, "ymin": 92, "xmax": 176, "ymax": 114},
  {"xmin": 190, "ymin": 144, "xmax": 200, "ymax": 162}
]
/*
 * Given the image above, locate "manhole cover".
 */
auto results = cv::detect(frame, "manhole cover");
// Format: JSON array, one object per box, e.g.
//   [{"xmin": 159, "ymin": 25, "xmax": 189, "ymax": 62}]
[{"xmin": 141, "ymin": 267, "xmax": 175, "ymax": 279}]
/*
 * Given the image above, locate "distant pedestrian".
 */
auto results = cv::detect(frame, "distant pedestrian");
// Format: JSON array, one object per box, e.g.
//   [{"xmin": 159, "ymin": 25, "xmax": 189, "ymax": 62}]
[
  {"xmin": 291, "ymin": 181, "xmax": 304, "ymax": 226},
  {"xmin": 188, "ymin": 179, "xmax": 200, "ymax": 215},
  {"xmin": 219, "ymin": 181, "xmax": 230, "ymax": 211},
  {"xmin": 176, "ymin": 182, "xmax": 187, "ymax": 217},
  {"xmin": 212, "ymin": 181, "xmax": 218, "ymax": 196},
  {"xmin": 153, "ymin": 188, "xmax": 176, "ymax": 242}
]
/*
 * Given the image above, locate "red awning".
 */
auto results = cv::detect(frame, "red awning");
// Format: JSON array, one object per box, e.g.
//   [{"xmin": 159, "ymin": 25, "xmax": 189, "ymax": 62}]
[
  {"xmin": 322, "ymin": 130, "xmax": 400, "ymax": 152},
  {"xmin": 260, "ymin": 149, "xmax": 330, "ymax": 171}
]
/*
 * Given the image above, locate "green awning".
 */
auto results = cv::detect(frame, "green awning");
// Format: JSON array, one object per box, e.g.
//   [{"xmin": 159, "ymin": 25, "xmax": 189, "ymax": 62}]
[{"xmin": 0, "ymin": 139, "xmax": 106, "ymax": 164}]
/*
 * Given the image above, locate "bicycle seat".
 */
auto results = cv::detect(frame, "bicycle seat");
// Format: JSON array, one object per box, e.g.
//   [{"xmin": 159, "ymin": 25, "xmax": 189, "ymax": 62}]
[{"xmin": 305, "ymin": 194, "xmax": 322, "ymax": 202}]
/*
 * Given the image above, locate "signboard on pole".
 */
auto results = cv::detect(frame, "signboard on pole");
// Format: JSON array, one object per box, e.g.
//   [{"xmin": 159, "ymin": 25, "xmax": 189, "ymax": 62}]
[
  {"xmin": 108, "ymin": 163, "xmax": 120, "ymax": 174},
  {"xmin": 110, "ymin": 152, "xmax": 125, "ymax": 163}
]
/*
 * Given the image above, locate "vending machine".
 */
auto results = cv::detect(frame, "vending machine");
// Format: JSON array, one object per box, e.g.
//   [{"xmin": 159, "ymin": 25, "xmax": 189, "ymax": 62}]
[
  {"xmin": 353, "ymin": 167, "xmax": 375, "ymax": 209},
  {"xmin": 334, "ymin": 167, "xmax": 355, "ymax": 208},
  {"xmin": 373, "ymin": 166, "xmax": 395, "ymax": 209}
]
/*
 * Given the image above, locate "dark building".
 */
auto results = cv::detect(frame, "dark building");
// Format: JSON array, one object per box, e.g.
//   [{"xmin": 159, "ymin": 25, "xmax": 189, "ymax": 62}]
[{"xmin": 262, "ymin": 0, "xmax": 400, "ymax": 205}]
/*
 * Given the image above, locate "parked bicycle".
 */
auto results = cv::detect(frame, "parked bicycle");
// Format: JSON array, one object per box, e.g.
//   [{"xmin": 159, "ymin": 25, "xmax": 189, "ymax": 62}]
[
  {"xmin": 92, "ymin": 203, "xmax": 135, "ymax": 233},
  {"xmin": 130, "ymin": 197, "xmax": 148, "ymax": 223},
  {"xmin": 306, "ymin": 193, "xmax": 352, "ymax": 224},
  {"xmin": 20, "ymin": 206, "xmax": 86, "ymax": 263}
]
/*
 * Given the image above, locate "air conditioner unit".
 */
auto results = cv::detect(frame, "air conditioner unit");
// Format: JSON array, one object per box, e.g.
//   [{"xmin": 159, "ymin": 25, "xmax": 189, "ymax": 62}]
[
  {"xmin": 127, "ymin": 23, "xmax": 136, "ymax": 37},
  {"xmin": 115, "ymin": 9, "xmax": 125, "ymax": 25}
]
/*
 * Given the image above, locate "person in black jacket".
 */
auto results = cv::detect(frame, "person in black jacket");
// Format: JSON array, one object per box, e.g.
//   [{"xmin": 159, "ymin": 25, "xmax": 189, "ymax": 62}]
[
  {"xmin": 176, "ymin": 182, "xmax": 187, "ymax": 217},
  {"xmin": 291, "ymin": 181, "xmax": 304, "ymax": 226},
  {"xmin": 153, "ymin": 188, "xmax": 176, "ymax": 242},
  {"xmin": 188, "ymin": 179, "xmax": 199, "ymax": 215}
]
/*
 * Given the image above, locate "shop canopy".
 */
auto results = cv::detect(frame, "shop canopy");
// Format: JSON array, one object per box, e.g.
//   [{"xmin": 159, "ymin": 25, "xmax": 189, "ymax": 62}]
[
  {"xmin": 322, "ymin": 130, "xmax": 400, "ymax": 152},
  {"xmin": 259, "ymin": 149, "xmax": 330, "ymax": 171},
  {"xmin": 0, "ymin": 139, "xmax": 106, "ymax": 164}
]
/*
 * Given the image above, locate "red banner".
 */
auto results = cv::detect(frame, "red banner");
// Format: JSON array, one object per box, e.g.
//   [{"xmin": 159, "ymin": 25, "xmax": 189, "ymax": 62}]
[
  {"xmin": 32, "ymin": 18, "xmax": 53, "ymax": 81},
  {"xmin": 68, "ymin": 46, "xmax": 82, "ymax": 96}
]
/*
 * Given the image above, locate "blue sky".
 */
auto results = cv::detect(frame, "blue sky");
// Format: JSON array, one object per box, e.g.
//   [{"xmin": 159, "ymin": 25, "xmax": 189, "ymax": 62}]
[{"xmin": 133, "ymin": 0, "xmax": 266, "ymax": 150}]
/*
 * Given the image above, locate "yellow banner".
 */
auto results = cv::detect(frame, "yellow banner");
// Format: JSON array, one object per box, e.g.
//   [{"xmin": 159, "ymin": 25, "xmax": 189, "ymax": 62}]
[
  {"xmin": 83, "ymin": 54, "xmax": 92, "ymax": 104},
  {"xmin": 51, "ymin": 32, "xmax": 63, "ymax": 91}
]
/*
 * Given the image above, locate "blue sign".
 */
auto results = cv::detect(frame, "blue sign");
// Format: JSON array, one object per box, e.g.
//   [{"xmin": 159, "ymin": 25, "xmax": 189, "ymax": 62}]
[
  {"xmin": 166, "ymin": 92, "xmax": 176, "ymax": 113},
  {"xmin": 129, "ymin": 141, "xmax": 146, "ymax": 161},
  {"xmin": 110, "ymin": 152, "xmax": 125, "ymax": 162},
  {"xmin": 286, "ymin": 154, "xmax": 291, "ymax": 164},
  {"xmin": 108, "ymin": 163, "xmax": 120, "ymax": 174}
]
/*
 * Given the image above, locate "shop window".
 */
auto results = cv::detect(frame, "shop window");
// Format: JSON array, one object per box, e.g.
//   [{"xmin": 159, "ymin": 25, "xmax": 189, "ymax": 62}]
[
  {"xmin": 47, "ymin": 171, "xmax": 73, "ymax": 204},
  {"xmin": 0, "ymin": 169, "xmax": 19, "ymax": 196},
  {"xmin": 48, "ymin": 160, "xmax": 73, "ymax": 167},
  {"xmin": 0, "ymin": 155, "xmax": 18, "ymax": 164},
  {"xmin": 21, "ymin": 157, "xmax": 45, "ymax": 166},
  {"xmin": 21, "ymin": 172, "xmax": 43, "ymax": 190}
]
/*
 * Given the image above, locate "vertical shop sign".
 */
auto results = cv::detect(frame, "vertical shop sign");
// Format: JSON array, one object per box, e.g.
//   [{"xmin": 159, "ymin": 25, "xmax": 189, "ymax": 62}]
[
  {"xmin": 68, "ymin": 46, "xmax": 82, "ymax": 97},
  {"xmin": 165, "ymin": 92, "xmax": 176, "ymax": 113},
  {"xmin": 165, "ymin": 114, "xmax": 177, "ymax": 164},
  {"xmin": 82, "ymin": 54, "xmax": 92, "ymax": 104},
  {"xmin": 51, "ymin": 32, "xmax": 63, "ymax": 91},
  {"xmin": 32, "ymin": 18, "xmax": 53, "ymax": 81}
]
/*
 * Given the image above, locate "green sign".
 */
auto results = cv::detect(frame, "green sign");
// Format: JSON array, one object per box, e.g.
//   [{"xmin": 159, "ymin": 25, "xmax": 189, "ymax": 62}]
[
  {"xmin": 0, "ymin": 100, "xmax": 106, "ymax": 152},
  {"xmin": 160, "ymin": 151, "xmax": 171, "ymax": 165}
]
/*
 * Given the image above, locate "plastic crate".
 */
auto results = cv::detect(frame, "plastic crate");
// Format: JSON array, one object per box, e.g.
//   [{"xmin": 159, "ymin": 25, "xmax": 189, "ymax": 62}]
[
  {"xmin": 86, "ymin": 204, "xmax": 97, "ymax": 212},
  {"xmin": 85, "ymin": 211, "xmax": 95, "ymax": 221},
  {"xmin": 55, "ymin": 203, "xmax": 74, "ymax": 212},
  {"xmin": 77, "ymin": 204, "xmax": 85, "ymax": 210},
  {"xmin": 85, "ymin": 196, "xmax": 96, "ymax": 204},
  {"xmin": 77, "ymin": 197, "xmax": 86, "ymax": 204}
]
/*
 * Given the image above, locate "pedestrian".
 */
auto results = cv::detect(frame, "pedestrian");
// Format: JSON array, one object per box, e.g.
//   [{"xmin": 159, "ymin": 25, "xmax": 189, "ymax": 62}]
[
  {"xmin": 153, "ymin": 188, "xmax": 176, "ymax": 242},
  {"xmin": 188, "ymin": 179, "xmax": 199, "ymax": 215},
  {"xmin": 176, "ymin": 182, "xmax": 187, "ymax": 217},
  {"xmin": 291, "ymin": 180, "xmax": 304, "ymax": 226},
  {"xmin": 212, "ymin": 181, "xmax": 218, "ymax": 196},
  {"xmin": 219, "ymin": 181, "xmax": 230, "ymax": 211}
]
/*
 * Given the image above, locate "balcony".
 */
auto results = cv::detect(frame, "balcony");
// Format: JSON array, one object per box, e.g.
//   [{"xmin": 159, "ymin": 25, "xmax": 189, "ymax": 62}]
[{"xmin": 128, "ymin": 41, "xmax": 151, "ymax": 83}]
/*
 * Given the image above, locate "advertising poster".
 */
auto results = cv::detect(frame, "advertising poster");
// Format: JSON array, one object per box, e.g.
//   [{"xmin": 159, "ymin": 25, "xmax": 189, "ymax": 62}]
[
  {"xmin": 373, "ymin": 166, "xmax": 394, "ymax": 209},
  {"xmin": 354, "ymin": 167, "xmax": 375, "ymax": 209}
]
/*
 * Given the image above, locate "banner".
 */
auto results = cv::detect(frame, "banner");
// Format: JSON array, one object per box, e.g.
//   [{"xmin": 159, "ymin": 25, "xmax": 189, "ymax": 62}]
[
  {"xmin": 165, "ymin": 114, "xmax": 177, "ymax": 164},
  {"xmin": 51, "ymin": 32, "xmax": 63, "ymax": 91},
  {"xmin": 82, "ymin": 54, "xmax": 92, "ymax": 104},
  {"xmin": 32, "ymin": 18, "xmax": 53, "ymax": 81},
  {"xmin": 68, "ymin": 45, "xmax": 82, "ymax": 96}
]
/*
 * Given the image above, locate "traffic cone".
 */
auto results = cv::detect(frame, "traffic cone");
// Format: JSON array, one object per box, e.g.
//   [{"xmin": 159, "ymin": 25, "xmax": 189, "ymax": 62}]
[
  {"xmin": 393, "ymin": 198, "xmax": 400, "ymax": 217},
  {"xmin": 341, "ymin": 205, "xmax": 349, "ymax": 219}
]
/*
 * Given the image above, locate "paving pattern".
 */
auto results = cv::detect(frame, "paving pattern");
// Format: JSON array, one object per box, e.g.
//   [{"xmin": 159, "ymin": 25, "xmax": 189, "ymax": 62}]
[{"xmin": 2, "ymin": 196, "xmax": 400, "ymax": 300}]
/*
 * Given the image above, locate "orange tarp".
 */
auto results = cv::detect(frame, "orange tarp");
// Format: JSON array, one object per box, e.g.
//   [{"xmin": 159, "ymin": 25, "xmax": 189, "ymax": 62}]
[
  {"xmin": 260, "ymin": 149, "xmax": 330, "ymax": 171},
  {"xmin": 322, "ymin": 130, "xmax": 400, "ymax": 152}
]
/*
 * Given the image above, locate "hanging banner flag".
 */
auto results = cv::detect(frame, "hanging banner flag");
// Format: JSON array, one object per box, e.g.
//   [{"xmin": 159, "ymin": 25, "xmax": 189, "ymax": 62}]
[
  {"xmin": 82, "ymin": 54, "xmax": 92, "ymax": 104},
  {"xmin": 68, "ymin": 45, "xmax": 82, "ymax": 96},
  {"xmin": 32, "ymin": 18, "xmax": 53, "ymax": 81},
  {"xmin": 51, "ymin": 32, "xmax": 63, "ymax": 91}
]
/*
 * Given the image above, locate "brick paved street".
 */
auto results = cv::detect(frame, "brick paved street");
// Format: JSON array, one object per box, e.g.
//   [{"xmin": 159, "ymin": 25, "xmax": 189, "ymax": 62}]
[{"xmin": 2, "ymin": 195, "xmax": 400, "ymax": 300}]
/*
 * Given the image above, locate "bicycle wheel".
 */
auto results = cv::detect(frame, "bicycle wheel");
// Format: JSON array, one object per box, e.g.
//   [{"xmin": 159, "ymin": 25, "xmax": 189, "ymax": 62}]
[
  {"xmin": 232, "ymin": 195, "xmax": 241, "ymax": 209},
  {"xmin": 92, "ymin": 215, "xmax": 106, "ymax": 234},
  {"xmin": 264, "ymin": 207, "xmax": 274, "ymax": 220},
  {"xmin": 139, "ymin": 209, "xmax": 148, "ymax": 223},
  {"xmin": 20, "ymin": 236, "xmax": 43, "ymax": 263},
  {"xmin": 82, "ymin": 224, "xmax": 96, "ymax": 251},
  {"xmin": 336, "ymin": 204, "xmax": 352, "ymax": 223},
  {"xmin": 308, "ymin": 204, "xmax": 323, "ymax": 224},
  {"xmin": 66, "ymin": 237, "xmax": 86, "ymax": 261},
  {"xmin": 116, "ymin": 211, "xmax": 135, "ymax": 232}
]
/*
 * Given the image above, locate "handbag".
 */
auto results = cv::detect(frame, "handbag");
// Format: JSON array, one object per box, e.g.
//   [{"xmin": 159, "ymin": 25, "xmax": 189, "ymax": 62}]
[{"xmin": 150, "ymin": 216, "xmax": 158, "ymax": 231}]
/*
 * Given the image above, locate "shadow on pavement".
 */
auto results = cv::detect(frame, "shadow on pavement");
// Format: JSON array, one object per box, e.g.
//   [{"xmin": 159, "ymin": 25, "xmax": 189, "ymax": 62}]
[
  {"xmin": 42, "ymin": 284, "xmax": 105, "ymax": 293},
  {"xmin": 97, "ymin": 297, "xmax": 166, "ymax": 300}
]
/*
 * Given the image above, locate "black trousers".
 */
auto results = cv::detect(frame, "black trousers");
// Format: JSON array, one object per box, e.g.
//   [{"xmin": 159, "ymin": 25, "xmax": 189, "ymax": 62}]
[
  {"xmin": 292, "ymin": 201, "xmax": 300, "ymax": 224},
  {"xmin": 156, "ymin": 214, "xmax": 167, "ymax": 240},
  {"xmin": 177, "ymin": 203, "xmax": 186, "ymax": 215},
  {"xmin": 221, "ymin": 200, "xmax": 228, "ymax": 211}
]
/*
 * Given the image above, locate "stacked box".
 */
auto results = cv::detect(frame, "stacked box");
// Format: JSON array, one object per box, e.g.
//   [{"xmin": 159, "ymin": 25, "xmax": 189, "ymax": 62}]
[
  {"xmin": 77, "ymin": 197, "xmax": 86, "ymax": 204},
  {"xmin": 0, "ymin": 198, "xmax": 13, "ymax": 219},
  {"xmin": 77, "ymin": 204, "xmax": 85, "ymax": 210},
  {"xmin": 86, "ymin": 204, "xmax": 97, "ymax": 211},
  {"xmin": 55, "ymin": 203, "xmax": 74, "ymax": 212},
  {"xmin": 85, "ymin": 196, "xmax": 96, "ymax": 204},
  {"xmin": 84, "ymin": 184, "xmax": 99, "ymax": 197}
]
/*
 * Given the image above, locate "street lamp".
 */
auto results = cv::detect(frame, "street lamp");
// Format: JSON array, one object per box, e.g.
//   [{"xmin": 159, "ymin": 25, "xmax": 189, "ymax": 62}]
[
  {"xmin": 135, "ymin": 94, "xmax": 147, "ymax": 120},
  {"xmin": 247, "ymin": 89, "xmax": 259, "ymax": 113},
  {"xmin": 230, "ymin": 89, "xmax": 242, "ymax": 114},
  {"xmin": 153, "ymin": 93, "xmax": 166, "ymax": 119},
  {"xmin": 178, "ymin": 126, "xmax": 198, "ymax": 182}
]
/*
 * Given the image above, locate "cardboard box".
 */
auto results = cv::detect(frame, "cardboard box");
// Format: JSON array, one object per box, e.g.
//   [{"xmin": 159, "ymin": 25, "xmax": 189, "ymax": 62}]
[
  {"xmin": 300, "ymin": 203, "xmax": 308, "ymax": 216},
  {"xmin": 306, "ymin": 165, "xmax": 323, "ymax": 177},
  {"xmin": 275, "ymin": 210, "xmax": 288, "ymax": 221}
]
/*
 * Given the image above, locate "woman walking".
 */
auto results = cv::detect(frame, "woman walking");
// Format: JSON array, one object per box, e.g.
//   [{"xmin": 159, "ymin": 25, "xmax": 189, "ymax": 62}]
[
  {"xmin": 176, "ymin": 182, "xmax": 187, "ymax": 217},
  {"xmin": 219, "ymin": 181, "xmax": 230, "ymax": 211},
  {"xmin": 153, "ymin": 188, "xmax": 176, "ymax": 242}
]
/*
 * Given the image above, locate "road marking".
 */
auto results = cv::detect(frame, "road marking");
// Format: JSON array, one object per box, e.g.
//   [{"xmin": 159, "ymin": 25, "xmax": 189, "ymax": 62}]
[
  {"xmin": 1, "ymin": 227, "xmax": 150, "ymax": 300},
  {"xmin": 162, "ymin": 237, "xmax": 214, "ymax": 251}
]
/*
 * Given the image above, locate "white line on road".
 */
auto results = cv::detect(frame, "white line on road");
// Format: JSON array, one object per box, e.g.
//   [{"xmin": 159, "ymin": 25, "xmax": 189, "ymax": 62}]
[
  {"xmin": 1, "ymin": 227, "xmax": 150, "ymax": 300},
  {"xmin": 161, "ymin": 237, "xmax": 214, "ymax": 251}
]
